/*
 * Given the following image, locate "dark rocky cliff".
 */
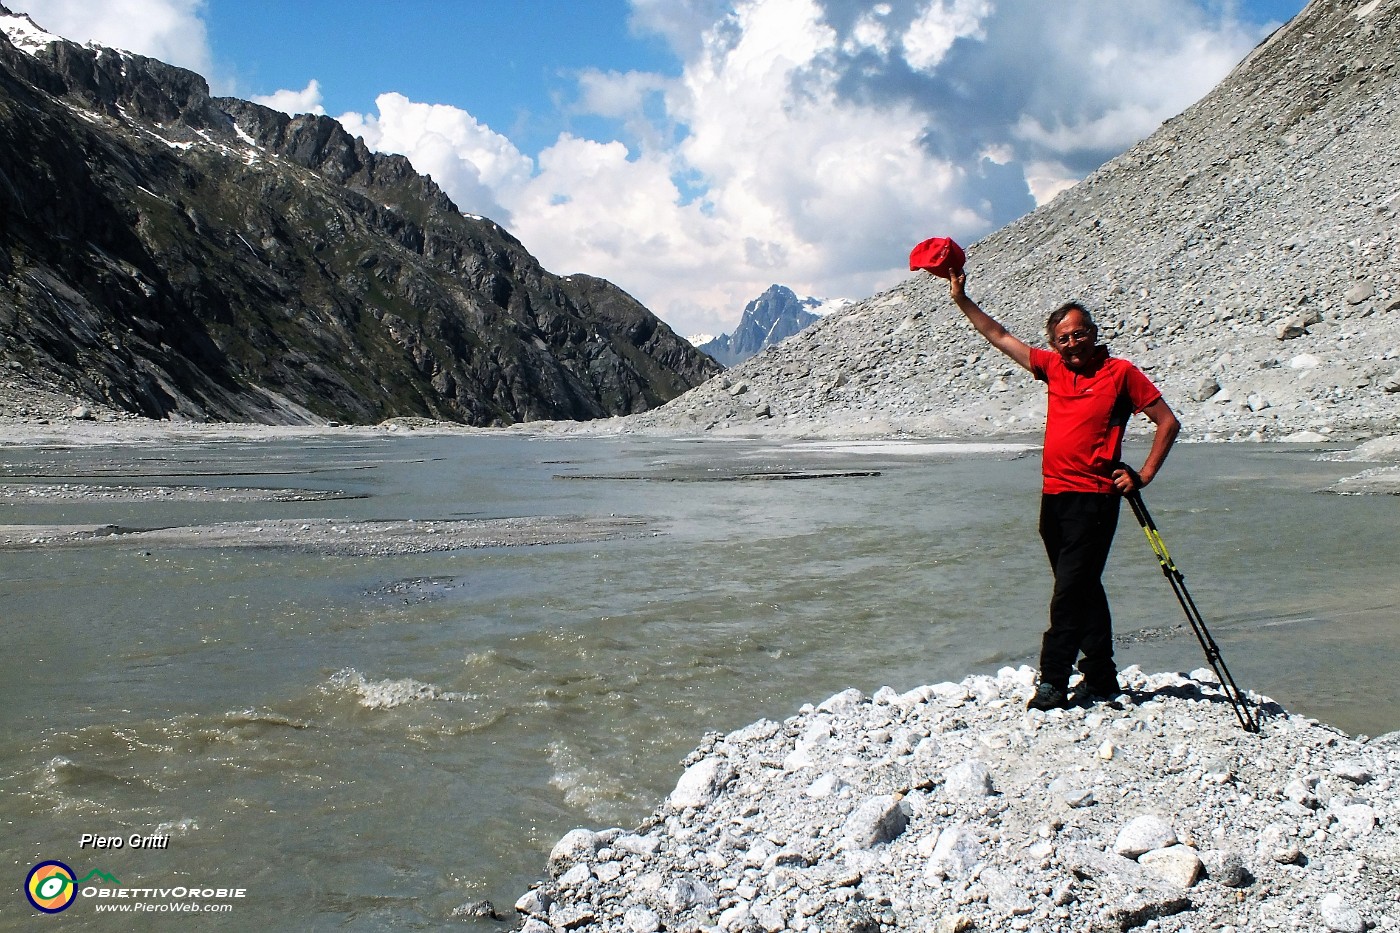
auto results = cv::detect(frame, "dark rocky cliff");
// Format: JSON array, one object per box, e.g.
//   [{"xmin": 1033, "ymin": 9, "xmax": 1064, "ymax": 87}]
[{"xmin": 0, "ymin": 7, "xmax": 719, "ymax": 425}]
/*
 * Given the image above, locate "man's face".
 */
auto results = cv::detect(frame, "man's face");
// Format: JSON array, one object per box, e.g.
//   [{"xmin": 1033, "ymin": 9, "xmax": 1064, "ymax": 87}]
[{"xmin": 1052, "ymin": 310, "xmax": 1098, "ymax": 371}]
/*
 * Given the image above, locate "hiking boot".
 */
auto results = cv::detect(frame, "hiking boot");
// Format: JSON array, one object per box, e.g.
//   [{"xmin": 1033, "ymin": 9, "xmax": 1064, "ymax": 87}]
[
  {"xmin": 1077, "ymin": 676, "xmax": 1122, "ymax": 701},
  {"xmin": 1027, "ymin": 682, "xmax": 1068, "ymax": 711}
]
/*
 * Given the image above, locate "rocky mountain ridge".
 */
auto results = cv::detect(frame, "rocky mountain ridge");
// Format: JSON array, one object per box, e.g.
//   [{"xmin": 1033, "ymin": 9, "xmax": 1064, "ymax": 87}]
[
  {"xmin": 0, "ymin": 6, "xmax": 719, "ymax": 425},
  {"xmin": 622, "ymin": 0, "xmax": 1400, "ymax": 442},
  {"xmin": 697, "ymin": 285, "xmax": 836, "ymax": 368}
]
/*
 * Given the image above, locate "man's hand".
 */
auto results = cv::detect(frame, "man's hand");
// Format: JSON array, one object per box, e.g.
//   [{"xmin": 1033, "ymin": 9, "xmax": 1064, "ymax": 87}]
[
  {"xmin": 1111, "ymin": 465, "xmax": 1143, "ymax": 494},
  {"xmin": 948, "ymin": 268, "xmax": 967, "ymax": 302}
]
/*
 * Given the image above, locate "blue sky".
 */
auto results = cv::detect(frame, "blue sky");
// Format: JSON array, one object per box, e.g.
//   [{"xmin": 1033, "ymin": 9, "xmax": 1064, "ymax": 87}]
[
  {"xmin": 205, "ymin": 1, "xmax": 678, "ymax": 156},
  {"xmin": 10, "ymin": 0, "xmax": 1307, "ymax": 338}
]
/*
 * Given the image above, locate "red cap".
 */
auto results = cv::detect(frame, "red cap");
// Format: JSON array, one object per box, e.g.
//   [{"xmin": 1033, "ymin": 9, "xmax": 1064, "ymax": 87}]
[{"xmin": 908, "ymin": 236, "xmax": 965, "ymax": 278}]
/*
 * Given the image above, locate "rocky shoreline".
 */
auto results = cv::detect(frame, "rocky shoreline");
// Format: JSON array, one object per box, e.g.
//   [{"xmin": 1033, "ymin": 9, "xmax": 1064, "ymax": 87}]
[{"xmin": 517, "ymin": 667, "xmax": 1399, "ymax": 933}]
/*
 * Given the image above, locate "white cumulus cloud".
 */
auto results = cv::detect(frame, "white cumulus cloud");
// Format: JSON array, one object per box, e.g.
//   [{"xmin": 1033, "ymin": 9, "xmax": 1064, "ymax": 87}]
[
  {"xmin": 519, "ymin": 0, "xmax": 1269, "ymax": 334},
  {"xmin": 337, "ymin": 93, "xmax": 534, "ymax": 224},
  {"xmin": 901, "ymin": 0, "xmax": 993, "ymax": 72},
  {"xmin": 845, "ymin": 4, "xmax": 894, "ymax": 57},
  {"xmin": 1004, "ymin": 5, "xmax": 1257, "ymax": 160},
  {"xmin": 251, "ymin": 79, "xmax": 326, "ymax": 116},
  {"xmin": 502, "ymin": 0, "xmax": 989, "ymax": 333},
  {"xmin": 11, "ymin": 0, "xmax": 214, "ymax": 78}
]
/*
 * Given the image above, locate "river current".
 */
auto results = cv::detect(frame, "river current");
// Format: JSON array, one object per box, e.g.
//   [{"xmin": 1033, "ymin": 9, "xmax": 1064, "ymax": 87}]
[{"xmin": 1, "ymin": 433, "xmax": 1396, "ymax": 929}]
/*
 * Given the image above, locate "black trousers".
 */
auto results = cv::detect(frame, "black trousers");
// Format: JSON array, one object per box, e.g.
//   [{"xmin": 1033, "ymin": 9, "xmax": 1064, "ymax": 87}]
[{"xmin": 1038, "ymin": 492, "xmax": 1121, "ymax": 689}]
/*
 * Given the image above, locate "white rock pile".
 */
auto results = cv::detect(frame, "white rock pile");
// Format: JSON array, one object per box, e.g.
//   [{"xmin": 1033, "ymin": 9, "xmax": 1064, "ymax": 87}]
[{"xmin": 519, "ymin": 666, "xmax": 1399, "ymax": 933}]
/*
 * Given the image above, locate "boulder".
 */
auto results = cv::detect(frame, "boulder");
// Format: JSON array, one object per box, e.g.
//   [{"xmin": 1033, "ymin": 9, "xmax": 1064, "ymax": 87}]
[
  {"xmin": 667, "ymin": 757, "xmax": 733, "ymax": 810},
  {"xmin": 842, "ymin": 795, "xmax": 908, "ymax": 848},
  {"xmin": 548, "ymin": 829, "xmax": 600, "ymax": 877},
  {"xmin": 943, "ymin": 758, "xmax": 994, "ymax": 798},
  {"xmin": 1138, "ymin": 844, "xmax": 1203, "ymax": 888},
  {"xmin": 1115, "ymin": 814, "xmax": 1178, "ymax": 859},
  {"xmin": 1345, "ymin": 281, "xmax": 1375, "ymax": 305},
  {"xmin": 925, "ymin": 825, "xmax": 981, "ymax": 880}
]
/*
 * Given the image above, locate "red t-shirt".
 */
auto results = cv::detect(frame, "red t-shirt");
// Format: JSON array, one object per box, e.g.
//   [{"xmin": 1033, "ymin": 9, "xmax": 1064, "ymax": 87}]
[{"xmin": 1028, "ymin": 346, "xmax": 1162, "ymax": 494}]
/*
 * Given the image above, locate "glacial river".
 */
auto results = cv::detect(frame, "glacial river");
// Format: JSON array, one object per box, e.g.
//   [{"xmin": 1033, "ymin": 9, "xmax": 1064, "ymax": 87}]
[{"xmin": 1, "ymin": 432, "xmax": 1396, "ymax": 929}]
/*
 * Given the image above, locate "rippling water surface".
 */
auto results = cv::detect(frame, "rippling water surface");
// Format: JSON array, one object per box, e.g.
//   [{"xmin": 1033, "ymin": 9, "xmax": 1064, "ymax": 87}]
[{"xmin": 1, "ymin": 433, "xmax": 1396, "ymax": 929}]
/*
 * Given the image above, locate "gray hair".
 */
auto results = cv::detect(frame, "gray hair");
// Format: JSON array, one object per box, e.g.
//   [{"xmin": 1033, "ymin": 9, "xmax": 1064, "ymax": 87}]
[{"xmin": 1046, "ymin": 301, "xmax": 1096, "ymax": 341}]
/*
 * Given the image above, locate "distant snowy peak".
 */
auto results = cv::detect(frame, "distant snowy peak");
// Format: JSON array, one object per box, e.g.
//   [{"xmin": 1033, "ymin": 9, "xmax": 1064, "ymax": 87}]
[
  {"xmin": 0, "ymin": 6, "xmax": 135, "ymax": 62},
  {"xmin": 698, "ymin": 284, "xmax": 846, "ymax": 368},
  {"xmin": 0, "ymin": 7, "xmax": 62, "ymax": 56},
  {"xmin": 806, "ymin": 296, "xmax": 851, "ymax": 317}
]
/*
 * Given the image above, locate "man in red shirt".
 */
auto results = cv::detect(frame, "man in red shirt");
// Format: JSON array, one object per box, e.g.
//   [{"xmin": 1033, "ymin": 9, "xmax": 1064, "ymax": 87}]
[{"xmin": 947, "ymin": 268, "xmax": 1180, "ymax": 711}]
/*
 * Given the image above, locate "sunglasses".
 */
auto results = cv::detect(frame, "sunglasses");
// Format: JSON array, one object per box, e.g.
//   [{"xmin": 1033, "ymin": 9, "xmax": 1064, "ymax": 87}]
[{"xmin": 1054, "ymin": 329, "xmax": 1094, "ymax": 347}]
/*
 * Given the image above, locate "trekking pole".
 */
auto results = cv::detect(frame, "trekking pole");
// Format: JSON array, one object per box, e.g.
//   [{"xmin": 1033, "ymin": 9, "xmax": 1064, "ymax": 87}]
[{"xmin": 1123, "ymin": 489, "xmax": 1260, "ymax": 734}]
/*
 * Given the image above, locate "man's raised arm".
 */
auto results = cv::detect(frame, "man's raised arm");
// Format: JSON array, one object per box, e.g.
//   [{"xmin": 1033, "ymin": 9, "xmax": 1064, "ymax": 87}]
[{"xmin": 947, "ymin": 269, "xmax": 1034, "ymax": 373}]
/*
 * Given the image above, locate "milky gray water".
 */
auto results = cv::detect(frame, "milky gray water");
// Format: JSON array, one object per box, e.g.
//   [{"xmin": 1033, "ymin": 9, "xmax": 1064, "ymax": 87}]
[{"xmin": 2, "ymin": 433, "xmax": 1396, "ymax": 929}]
